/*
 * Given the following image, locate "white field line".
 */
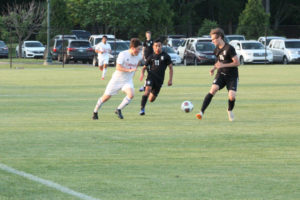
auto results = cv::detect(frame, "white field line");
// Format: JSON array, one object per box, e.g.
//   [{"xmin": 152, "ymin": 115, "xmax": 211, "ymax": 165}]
[{"xmin": 0, "ymin": 163, "xmax": 100, "ymax": 200}]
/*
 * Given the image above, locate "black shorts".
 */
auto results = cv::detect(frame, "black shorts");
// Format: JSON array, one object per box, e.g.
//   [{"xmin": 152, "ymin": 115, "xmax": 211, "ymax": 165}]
[
  {"xmin": 145, "ymin": 78, "xmax": 163, "ymax": 97},
  {"xmin": 213, "ymin": 72, "xmax": 239, "ymax": 91}
]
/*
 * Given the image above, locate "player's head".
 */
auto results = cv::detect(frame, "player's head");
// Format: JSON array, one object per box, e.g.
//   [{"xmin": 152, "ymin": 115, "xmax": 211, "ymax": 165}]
[
  {"xmin": 145, "ymin": 31, "xmax": 151, "ymax": 40},
  {"xmin": 210, "ymin": 28, "xmax": 225, "ymax": 46},
  {"xmin": 153, "ymin": 39, "xmax": 162, "ymax": 54},
  {"xmin": 102, "ymin": 35, "xmax": 108, "ymax": 43},
  {"xmin": 130, "ymin": 38, "xmax": 142, "ymax": 56}
]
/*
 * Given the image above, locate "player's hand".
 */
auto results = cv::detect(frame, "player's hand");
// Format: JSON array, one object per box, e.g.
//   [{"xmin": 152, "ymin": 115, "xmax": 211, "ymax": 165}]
[
  {"xmin": 214, "ymin": 61, "xmax": 223, "ymax": 69},
  {"xmin": 129, "ymin": 68, "xmax": 137, "ymax": 72},
  {"xmin": 168, "ymin": 80, "xmax": 172, "ymax": 86},
  {"xmin": 210, "ymin": 68, "xmax": 215, "ymax": 76}
]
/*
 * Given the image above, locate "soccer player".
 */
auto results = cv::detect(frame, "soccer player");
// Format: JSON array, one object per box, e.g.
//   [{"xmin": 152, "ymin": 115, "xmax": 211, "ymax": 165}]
[
  {"xmin": 95, "ymin": 35, "xmax": 111, "ymax": 80},
  {"xmin": 139, "ymin": 31, "xmax": 154, "ymax": 92},
  {"xmin": 196, "ymin": 28, "xmax": 240, "ymax": 121},
  {"xmin": 92, "ymin": 38, "xmax": 142, "ymax": 120},
  {"xmin": 139, "ymin": 39, "xmax": 173, "ymax": 115}
]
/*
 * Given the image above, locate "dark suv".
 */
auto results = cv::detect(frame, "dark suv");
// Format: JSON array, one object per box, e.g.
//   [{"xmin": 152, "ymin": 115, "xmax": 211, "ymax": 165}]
[
  {"xmin": 0, "ymin": 40, "xmax": 9, "ymax": 58},
  {"xmin": 184, "ymin": 42, "xmax": 216, "ymax": 65},
  {"xmin": 59, "ymin": 40, "xmax": 94, "ymax": 64}
]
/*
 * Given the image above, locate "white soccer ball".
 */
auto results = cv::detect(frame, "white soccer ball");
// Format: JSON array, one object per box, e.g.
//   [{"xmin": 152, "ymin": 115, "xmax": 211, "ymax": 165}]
[{"xmin": 181, "ymin": 101, "xmax": 193, "ymax": 113}]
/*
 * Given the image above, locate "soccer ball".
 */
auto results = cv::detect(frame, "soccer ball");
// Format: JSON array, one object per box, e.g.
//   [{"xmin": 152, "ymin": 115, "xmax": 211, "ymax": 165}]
[{"xmin": 181, "ymin": 101, "xmax": 193, "ymax": 113}]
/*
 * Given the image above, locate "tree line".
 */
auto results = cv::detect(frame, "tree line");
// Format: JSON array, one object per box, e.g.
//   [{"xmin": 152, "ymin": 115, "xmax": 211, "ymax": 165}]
[{"xmin": 0, "ymin": 0, "xmax": 299, "ymax": 45}]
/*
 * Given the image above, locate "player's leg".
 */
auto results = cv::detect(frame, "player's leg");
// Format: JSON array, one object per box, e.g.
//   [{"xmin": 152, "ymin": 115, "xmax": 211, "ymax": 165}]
[
  {"xmin": 101, "ymin": 57, "xmax": 109, "ymax": 80},
  {"xmin": 196, "ymin": 84, "xmax": 220, "ymax": 120},
  {"xmin": 116, "ymin": 85, "xmax": 134, "ymax": 119},
  {"xmin": 140, "ymin": 86, "xmax": 151, "ymax": 115},
  {"xmin": 98, "ymin": 58, "xmax": 104, "ymax": 71},
  {"xmin": 93, "ymin": 94, "xmax": 111, "ymax": 120},
  {"xmin": 226, "ymin": 77, "xmax": 238, "ymax": 121}
]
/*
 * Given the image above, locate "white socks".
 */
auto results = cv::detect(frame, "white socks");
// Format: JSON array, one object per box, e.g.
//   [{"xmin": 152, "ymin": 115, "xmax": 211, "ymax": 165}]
[
  {"xmin": 94, "ymin": 97, "xmax": 103, "ymax": 113},
  {"xmin": 117, "ymin": 96, "xmax": 132, "ymax": 110},
  {"xmin": 102, "ymin": 68, "xmax": 107, "ymax": 79}
]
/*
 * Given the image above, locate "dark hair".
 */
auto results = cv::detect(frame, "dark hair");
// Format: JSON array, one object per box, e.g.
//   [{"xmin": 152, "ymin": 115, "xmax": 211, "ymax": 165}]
[
  {"xmin": 210, "ymin": 28, "xmax": 225, "ymax": 40},
  {"xmin": 130, "ymin": 38, "xmax": 142, "ymax": 48},
  {"xmin": 146, "ymin": 31, "xmax": 151, "ymax": 34},
  {"xmin": 153, "ymin": 38, "xmax": 162, "ymax": 44},
  {"xmin": 102, "ymin": 35, "xmax": 107, "ymax": 39}
]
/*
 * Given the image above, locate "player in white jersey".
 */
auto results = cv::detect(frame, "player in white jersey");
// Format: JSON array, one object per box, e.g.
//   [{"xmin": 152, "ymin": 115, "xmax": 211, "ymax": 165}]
[
  {"xmin": 95, "ymin": 35, "xmax": 111, "ymax": 80},
  {"xmin": 93, "ymin": 38, "xmax": 142, "ymax": 120}
]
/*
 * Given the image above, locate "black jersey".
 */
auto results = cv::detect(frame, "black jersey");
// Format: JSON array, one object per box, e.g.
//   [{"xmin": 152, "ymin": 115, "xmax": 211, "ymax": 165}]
[
  {"xmin": 143, "ymin": 39, "xmax": 153, "ymax": 58},
  {"xmin": 214, "ymin": 43, "xmax": 238, "ymax": 77},
  {"xmin": 145, "ymin": 51, "xmax": 172, "ymax": 84}
]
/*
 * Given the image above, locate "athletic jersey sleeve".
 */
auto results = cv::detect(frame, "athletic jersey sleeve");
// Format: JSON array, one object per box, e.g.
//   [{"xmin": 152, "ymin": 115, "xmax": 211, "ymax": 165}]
[
  {"xmin": 144, "ymin": 55, "xmax": 152, "ymax": 66},
  {"xmin": 165, "ymin": 54, "xmax": 172, "ymax": 65},
  {"xmin": 117, "ymin": 51, "xmax": 125, "ymax": 65},
  {"xmin": 228, "ymin": 45, "xmax": 237, "ymax": 58}
]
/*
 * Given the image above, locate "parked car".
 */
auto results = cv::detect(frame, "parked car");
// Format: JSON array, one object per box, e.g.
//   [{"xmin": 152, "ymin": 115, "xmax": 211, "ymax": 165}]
[
  {"xmin": 16, "ymin": 41, "xmax": 45, "ymax": 58},
  {"xmin": 258, "ymin": 36, "xmax": 286, "ymax": 46},
  {"xmin": 225, "ymin": 35, "xmax": 245, "ymax": 42},
  {"xmin": 167, "ymin": 38, "xmax": 185, "ymax": 52},
  {"xmin": 162, "ymin": 46, "xmax": 181, "ymax": 65},
  {"xmin": 50, "ymin": 38, "xmax": 72, "ymax": 60},
  {"xmin": 71, "ymin": 30, "xmax": 91, "ymax": 40},
  {"xmin": 177, "ymin": 37, "xmax": 212, "ymax": 61},
  {"xmin": 230, "ymin": 40, "xmax": 273, "ymax": 64},
  {"xmin": 59, "ymin": 40, "xmax": 94, "ymax": 64},
  {"xmin": 0, "ymin": 40, "xmax": 9, "ymax": 58},
  {"xmin": 183, "ymin": 42, "xmax": 216, "ymax": 65},
  {"xmin": 53, "ymin": 35, "xmax": 77, "ymax": 40},
  {"xmin": 268, "ymin": 39, "xmax": 300, "ymax": 64},
  {"xmin": 89, "ymin": 34, "xmax": 116, "ymax": 48}
]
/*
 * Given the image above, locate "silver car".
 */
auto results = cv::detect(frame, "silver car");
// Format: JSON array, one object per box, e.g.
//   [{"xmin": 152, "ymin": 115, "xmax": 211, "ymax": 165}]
[{"xmin": 268, "ymin": 39, "xmax": 300, "ymax": 64}]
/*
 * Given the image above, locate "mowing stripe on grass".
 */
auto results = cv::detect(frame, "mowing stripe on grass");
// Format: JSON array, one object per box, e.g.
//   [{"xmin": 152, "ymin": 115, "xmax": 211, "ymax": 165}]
[{"xmin": 0, "ymin": 163, "xmax": 100, "ymax": 200}]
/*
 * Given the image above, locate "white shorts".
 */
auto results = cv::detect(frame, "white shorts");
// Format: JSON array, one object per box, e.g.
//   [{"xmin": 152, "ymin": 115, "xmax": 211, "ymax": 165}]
[
  {"xmin": 104, "ymin": 78, "xmax": 134, "ymax": 96},
  {"xmin": 98, "ymin": 56, "xmax": 109, "ymax": 66}
]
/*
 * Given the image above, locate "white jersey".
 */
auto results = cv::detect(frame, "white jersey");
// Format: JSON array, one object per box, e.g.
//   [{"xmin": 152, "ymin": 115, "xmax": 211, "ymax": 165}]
[
  {"xmin": 95, "ymin": 42, "xmax": 111, "ymax": 59},
  {"xmin": 112, "ymin": 50, "xmax": 142, "ymax": 81}
]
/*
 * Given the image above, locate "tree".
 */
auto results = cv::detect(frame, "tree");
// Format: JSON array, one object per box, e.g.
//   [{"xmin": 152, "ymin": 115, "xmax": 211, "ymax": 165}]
[
  {"xmin": 197, "ymin": 19, "xmax": 218, "ymax": 36},
  {"xmin": 236, "ymin": 0, "xmax": 271, "ymax": 39},
  {"xmin": 2, "ymin": 0, "xmax": 46, "ymax": 57}
]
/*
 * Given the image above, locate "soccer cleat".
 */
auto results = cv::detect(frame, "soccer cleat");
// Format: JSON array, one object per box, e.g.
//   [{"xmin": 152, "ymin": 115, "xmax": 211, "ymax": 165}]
[
  {"xmin": 115, "ymin": 109, "xmax": 124, "ymax": 119},
  {"xmin": 92, "ymin": 112, "xmax": 98, "ymax": 120},
  {"xmin": 195, "ymin": 112, "xmax": 203, "ymax": 120},
  {"xmin": 139, "ymin": 108, "xmax": 145, "ymax": 115},
  {"xmin": 227, "ymin": 110, "xmax": 234, "ymax": 121},
  {"xmin": 101, "ymin": 77, "xmax": 104, "ymax": 80},
  {"xmin": 139, "ymin": 86, "xmax": 145, "ymax": 92}
]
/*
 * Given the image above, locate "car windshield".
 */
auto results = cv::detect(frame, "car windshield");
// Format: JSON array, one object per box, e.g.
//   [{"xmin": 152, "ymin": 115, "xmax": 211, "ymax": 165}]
[
  {"xmin": 285, "ymin": 41, "xmax": 300, "ymax": 48},
  {"xmin": 196, "ymin": 43, "xmax": 215, "ymax": 51},
  {"xmin": 172, "ymin": 39, "xmax": 184, "ymax": 47},
  {"xmin": 109, "ymin": 42, "xmax": 128, "ymax": 51},
  {"xmin": 0, "ymin": 41, "xmax": 5, "ymax": 47},
  {"xmin": 25, "ymin": 42, "xmax": 43, "ymax": 47},
  {"xmin": 163, "ymin": 46, "xmax": 176, "ymax": 53},
  {"xmin": 242, "ymin": 43, "xmax": 264, "ymax": 49},
  {"xmin": 70, "ymin": 41, "xmax": 91, "ymax": 48},
  {"xmin": 227, "ymin": 36, "xmax": 244, "ymax": 41}
]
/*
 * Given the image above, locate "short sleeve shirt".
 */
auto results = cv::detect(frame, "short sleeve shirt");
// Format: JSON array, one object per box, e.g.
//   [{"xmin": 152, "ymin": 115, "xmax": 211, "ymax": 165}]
[
  {"xmin": 214, "ymin": 43, "xmax": 238, "ymax": 77},
  {"xmin": 143, "ymin": 39, "xmax": 153, "ymax": 58}
]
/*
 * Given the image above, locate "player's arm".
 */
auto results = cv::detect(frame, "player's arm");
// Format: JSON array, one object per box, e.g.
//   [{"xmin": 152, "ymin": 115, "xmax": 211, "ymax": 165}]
[
  {"xmin": 139, "ymin": 65, "xmax": 147, "ymax": 81},
  {"xmin": 116, "ymin": 64, "xmax": 136, "ymax": 72},
  {"xmin": 168, "ymin": 64, "xmax": 173, "ymax": 86}
]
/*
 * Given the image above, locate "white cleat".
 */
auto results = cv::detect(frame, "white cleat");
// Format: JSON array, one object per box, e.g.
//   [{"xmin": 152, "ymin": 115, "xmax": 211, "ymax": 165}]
[{"xmin": 227, "ymin": 110, "xmax": 234, "ymax": 121}]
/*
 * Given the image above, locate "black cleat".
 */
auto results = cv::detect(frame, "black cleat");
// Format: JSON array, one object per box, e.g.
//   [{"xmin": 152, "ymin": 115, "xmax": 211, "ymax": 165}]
[
  {"xmin": 92, "ymin": 112, "xmax": 98, "ymax": 120},
  {"xmin": 115, "ymin": 109, "xmax": 124, "ymax": 119},
  {"xmin": 139, "ymin": 108, "xmax": 145, "ymax": 115}
]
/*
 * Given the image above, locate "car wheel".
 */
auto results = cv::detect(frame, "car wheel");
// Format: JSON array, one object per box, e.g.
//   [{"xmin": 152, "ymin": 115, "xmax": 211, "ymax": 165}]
[
  {"xmin": 23, "ymin": 52, "xmax": 26, "ymax": 58},
  {"xmin": 16, "ymin": 51, "xmax": 18, "ymax": 58},
  {"xmin": 82, "ymin": 60, "xmax": 87, "ymax": 64},
  {"xmin": 88, "ymin": 59, "xmax": 93, "ymax": 64},
  {"xmin": 240, "ymin": 57, "xmax": 244, "ymax": 65},
  {"xmin": 92, "ymin": 56, "xmax": 97, "ymax": 67},
  {"xmin": 282, "ymin": 56, "xmax": 288, "ymax": 65},
  {"xmin": 184, "ymin": 58, "xmax": 188, "ymax": 66},
  {"xmin": 63, "ymin": 55, "xmax": 69, "ymax": 64}
]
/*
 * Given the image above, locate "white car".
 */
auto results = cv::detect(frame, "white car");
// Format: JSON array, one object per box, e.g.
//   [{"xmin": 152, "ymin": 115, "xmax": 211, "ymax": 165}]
[
  {"xmin": 268, "ymin": 39, "xmax": 300, "ymax": 64},
  {"xmin": 258, "ymin": 36, "xmax": 286, "ymax": 46},
  {"xmin": 163, "ymin": 46, "xmax": 181, "ymax": 65},
  {"xmin": 225, "ymin": 35, "xmax": 245, "ymax": 42},
  {"xmin": 230, "ymin": 40, "xmax": 273, "ymax": 64},
  {"xmin": 16, "ymin": 41, "xmax": 45, "ymax": 58}
]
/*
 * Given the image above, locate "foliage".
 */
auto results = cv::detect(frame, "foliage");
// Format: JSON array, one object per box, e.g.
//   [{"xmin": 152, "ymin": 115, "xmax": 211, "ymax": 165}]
[
  {"xmin": 197, "ymin": 19, "xmax": 218, "ymax": 36},
  {"xmin": 236, "ymin": 0, "xmax": 271, "ymax": 39}
]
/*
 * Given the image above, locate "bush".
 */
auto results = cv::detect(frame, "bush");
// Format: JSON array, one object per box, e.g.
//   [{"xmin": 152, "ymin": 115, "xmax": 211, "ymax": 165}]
[{"xmin": 198, "ymin": 19, "xmax": 218, "ymax": 37}]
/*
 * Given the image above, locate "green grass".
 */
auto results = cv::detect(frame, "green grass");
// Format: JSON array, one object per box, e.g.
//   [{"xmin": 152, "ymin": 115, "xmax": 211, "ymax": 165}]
[{"xmin": 0, "ymin": 64, "xmax": 300, "ymax": 200}]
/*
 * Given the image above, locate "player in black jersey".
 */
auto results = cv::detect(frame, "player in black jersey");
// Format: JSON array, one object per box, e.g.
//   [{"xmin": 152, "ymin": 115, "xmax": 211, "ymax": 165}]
[
  {"xmin": 196, "ymin": 28, "xmax": 240, "ymax": 121},
  {"xmin": 139, "ymin": 39, "xmax": 173, "ymax": 115},
  {"xmin": 139, "ymin": 31, "xmax": 154, "ymax": 92}
]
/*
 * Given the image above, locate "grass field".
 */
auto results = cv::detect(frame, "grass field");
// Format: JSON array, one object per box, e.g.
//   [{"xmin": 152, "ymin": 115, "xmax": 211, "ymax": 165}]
[{"xmin": 0, "ymin": 63, "xmax": 300, "ymax": 200}]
